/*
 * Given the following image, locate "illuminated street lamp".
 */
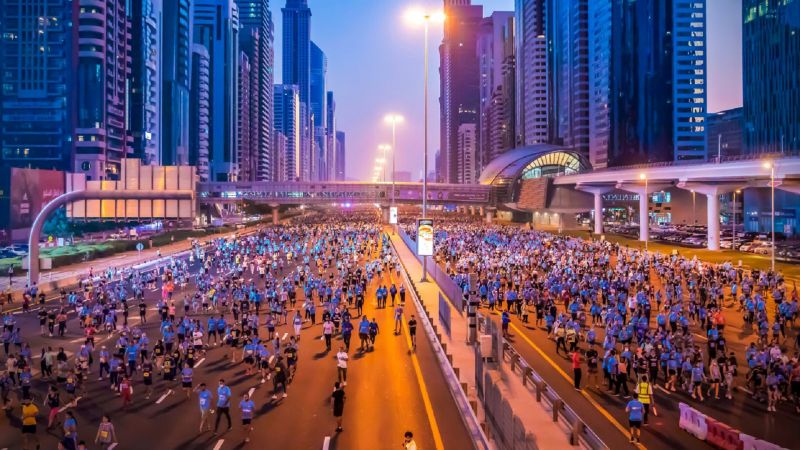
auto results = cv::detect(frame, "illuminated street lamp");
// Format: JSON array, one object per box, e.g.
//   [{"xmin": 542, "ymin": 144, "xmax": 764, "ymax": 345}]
[
  {"xmin": 640, "ymin": 173, "xmax": 648, "ymax": 252},
  {"xmin": 405, "ymin": 8, "xmax": 445, "ymax": 283},
  {"xmin": 378, "ymin": 145, "xmax": 391, "ymax": 182},
  {"xmin": 384, "ymin": 114, "xmax": 404, "ymax": 205},
  {"xmin": 763, "ymin": 162, "xmax": 775, "ymax": 271},
  {"xmin": 733, "ymin": 189, "xmax": 741, "ymax": 251}
]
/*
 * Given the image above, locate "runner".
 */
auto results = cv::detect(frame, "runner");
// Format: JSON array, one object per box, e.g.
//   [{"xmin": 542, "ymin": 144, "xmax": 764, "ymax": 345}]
[
  {"xmin": 94, "ymin": 415, "xmax": 117, "ymax": 449},
  {"xmin": 238, "ymin": 392, "xmax": 256, "ymax": 443},
  {"xmin": 331, "ymin": 381, "xmax": 345, "ymax": 432}
]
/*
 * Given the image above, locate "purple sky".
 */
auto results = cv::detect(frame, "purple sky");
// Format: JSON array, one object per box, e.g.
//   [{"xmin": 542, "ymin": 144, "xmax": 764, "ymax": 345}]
[{"xmin": 272, "ymin": 0, "xmax": 743, "ymax": 181}]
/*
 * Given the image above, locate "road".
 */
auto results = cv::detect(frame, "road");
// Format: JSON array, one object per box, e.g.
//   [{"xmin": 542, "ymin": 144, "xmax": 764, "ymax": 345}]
[{"xmin": 0, "ymin": 230, "xmax": 472, "ymax": 450}]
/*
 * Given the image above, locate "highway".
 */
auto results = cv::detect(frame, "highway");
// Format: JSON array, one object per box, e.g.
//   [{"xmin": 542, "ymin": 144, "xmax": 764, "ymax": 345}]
[{"xmin": 0, "ymin": 225, "xmax": 472, "ymax": 450}]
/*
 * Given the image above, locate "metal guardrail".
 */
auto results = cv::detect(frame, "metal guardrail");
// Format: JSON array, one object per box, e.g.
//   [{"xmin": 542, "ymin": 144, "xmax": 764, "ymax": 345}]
[
  {"xmin": 397, "ymin": 228, "xmax": 465, "ymax": 312},
  {"xmin": 477, "ymin": 314, "xmax": 609, "ymax": 450}
]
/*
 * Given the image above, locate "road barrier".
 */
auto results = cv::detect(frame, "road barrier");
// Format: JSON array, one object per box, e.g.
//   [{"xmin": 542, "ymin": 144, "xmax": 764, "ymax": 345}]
[
  {"xmin": 397, "ymin": 228, "xmax": 465, "ymax": 312},
  {"xmin": 677, "ymin": 402, "xmax": 787, "ymax": 450},
  {"xmin": 705, "ymin": 417, "xmax": 743, "ymax": 450},
  {"xmin": 678, "ymin": 402, "xmax": 708, "ymax": 440}
]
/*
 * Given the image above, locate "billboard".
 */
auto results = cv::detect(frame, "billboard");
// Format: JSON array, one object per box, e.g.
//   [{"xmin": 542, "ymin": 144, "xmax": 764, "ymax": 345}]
[
  {"xmin": 416, "ymin": 218, "xmax": 434, "ymax": 256},
  {"xmin": 389, "ymin": 206, "xmax": 398, "ymax": 224},
  {"xmin": 10, "ymin": 168, "xmax": 65, "ymax": 229}
]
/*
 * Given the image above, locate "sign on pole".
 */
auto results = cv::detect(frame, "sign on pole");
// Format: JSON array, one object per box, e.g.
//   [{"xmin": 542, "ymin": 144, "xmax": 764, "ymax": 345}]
[
  {"xmin": 136, "ymin": 242, "xmax": 144, "ymax": 253},
  {"xmin": 416, "ymin": 218, "xmax": 434, "ymax": 256},
  {"xmin": 389, "ymin": 206, "xmax": 398, "ymax": 224}
]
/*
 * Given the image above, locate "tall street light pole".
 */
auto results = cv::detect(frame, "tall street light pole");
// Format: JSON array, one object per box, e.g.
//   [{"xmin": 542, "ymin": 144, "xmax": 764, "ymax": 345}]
[
  {"xmin": 384, "ymin": 114, "xmax": 404, "ymax": 206},
  {"xmin": 764, "ymin": 162, "xmax": 775, "ymax": 272},
  {"xmin": 378, "ymin": 145, "xmax": 390, "ymax": 182},
  {"xmin": 640, "ymin": 173, "xmax": 648, "ymax": 253},
  {"xmin": 733, "ymin": 189, "xmax": 740, "ymax": 251}
]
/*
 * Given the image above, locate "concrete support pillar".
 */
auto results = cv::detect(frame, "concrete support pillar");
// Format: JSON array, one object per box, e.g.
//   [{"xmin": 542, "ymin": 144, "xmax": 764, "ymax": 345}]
[
  {"xmin": 638, "ymin": 194, "xmax": 649, "ymax": 243},
  {"xmin": 615, "ymin": 181, "xmax": 670, "ymax": 243},
  {"xmin": 485, "ymin": 209, "xmax": 494, "ymax": 224},
  {"xmin": 479, "ymin": 206, "xmax": 485, "ymax": 217},
  {"xmin": 270, "ymin": 204, "xmax": 279, "ymax": 225},
  {"xmin": 469, "ymin": 206, "xmax": 476, "ymax": 216},
  {"xmin": 576, "ymin": 184, "xmax": 615, "ymax": 235},
  {"xmin": 707, "ymin": 193, "xmax": 720, "ymax": 250}
]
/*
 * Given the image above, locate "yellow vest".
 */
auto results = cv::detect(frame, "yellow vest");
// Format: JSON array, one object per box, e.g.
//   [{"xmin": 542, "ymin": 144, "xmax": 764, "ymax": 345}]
[
  {"xmin": 22, "ymin": 404, "xmax": 38, "ymax": 426},
  {"xmin": 637, "ymin": 382, "xmax": 651, "ymax": 404}
]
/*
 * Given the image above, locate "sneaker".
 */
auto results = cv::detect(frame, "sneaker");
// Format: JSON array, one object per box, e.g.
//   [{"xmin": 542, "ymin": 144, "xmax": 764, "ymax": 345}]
[
  {"xmin": 282, "ymin": 393, "xmax": 287, "ymax": 398},
  {"xmin": 272, "ymin": 395, "xmax": 277, "ymax": 400}
]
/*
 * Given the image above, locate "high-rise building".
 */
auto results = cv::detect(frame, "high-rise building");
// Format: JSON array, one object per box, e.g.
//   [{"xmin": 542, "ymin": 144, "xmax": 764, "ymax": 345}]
[
  {"xmin": 440, "ymin": 0, "xmax": 483, "ymax": 183},
  {"xmin": 274, "ymin": 84, "xmax": 301, "ymax": 181},
  {"xmin": 282, "ymin": 0, "xmax": 311, "ymax": 105},
  {"xmin": 326, "ymin": 91, "xmax": 336, "ymax": 180},
  {"xmin": 550, "ymin": 0, "xmax": 589, "ymax": 155},
  {"xmin": 514, "ymin": 0, "xmax": 549, "ymax": 146},
  {"xmin": 588, "ymin": 0, "xmax": 707, "ymax": 168},
  {"xmin": 190, "ymin": 44, "xmax": 211, "ymax": 182},
  {"xmin": 310, "ymin": 41, "xmax": 327, "ymax": 180},
  {"xmin": 237, "ymin": 52, "xmax": 253, "ymax": 181},
  {"xmin": 0, "ymin": 0, "xmax": 77, "ymax": 171},
  {"xmin": 161, "ymin": 0, "xmax": 192, "ymax": 166},
  {"xmin": 707, "ymin": 107, "xmax": 743, "ymax": 159},
  {"xmin": 236, "ymin": 0, "xmax": 275, "ymax": 181},
  {"xmin": 300, "ymin": 102, "xmax": 312, "ymax": 181},
  {"xmin": 457, "ymin": 123, "xmax": 478, "ymax": 184},
  {"xmin": 74, "ymin": 0, "xmax": 132, "ymax": 180},
  {"xmin": 273, "ymin": 131, "xmax": 287, "ymax": 181},
  {"xmin": 335, "ymin": 131, "xmax": 346, "ymax": 181},
  {"xmin": 743, "ymin": 0, "xmax": 800, "ymax": 154},
  {"xmin": 194, "ymin": 0, "xmax": 240, "ymax": 181},
  {"xmin": 130, "ymin": 0, "xmax": 162, "ymax": 165},
  {"xmin": 477, "ymin": 12, "xmax": 515, "ymax": 172}
]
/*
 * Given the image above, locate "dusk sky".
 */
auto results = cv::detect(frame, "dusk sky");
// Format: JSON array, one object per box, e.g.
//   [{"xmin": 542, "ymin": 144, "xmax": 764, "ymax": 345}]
[{"xmin": 271, "ymin": 0, "xmax": 744, "ymax": 181}]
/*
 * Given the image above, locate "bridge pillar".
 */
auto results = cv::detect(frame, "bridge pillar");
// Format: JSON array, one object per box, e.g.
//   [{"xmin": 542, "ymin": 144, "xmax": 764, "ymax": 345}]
[
  {"xmin": 616, "ymin": 182, "xmax": 671, "ymax": 243},
  {"xmin": 485, "ymin": 209, "xmax": 494, "ymax": 225},
  {"xmin": 479, "ymin": 206, "xmax": 485, "ymax": 217},
  {"xmin": 576, "ymin": 184, "xmax": 614, "ymax": 235},
  {"xmin": 270, "ymin": 204, "xmax": 280, "ymax": 225},
  {"xmin": 676, "ymin": 182, "xmax": 742, "ymax": 251},
  {"xmin": 469, "ymin": 206, "xmax": 476, "ymax": 216}
]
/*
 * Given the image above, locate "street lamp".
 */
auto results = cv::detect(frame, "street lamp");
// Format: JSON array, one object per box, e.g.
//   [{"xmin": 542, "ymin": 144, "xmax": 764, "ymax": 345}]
[
  {"xmin": 640, "ymin": 173, "xmax": 648, "ymax": 252},
  {"xmin": 405, "ymin": 8, "xmax": 445, "ymax": 283},
  {"xmin": 763, "ymin": 162, "xmax": 775, "ymax": 271},
  {"xmin": 385, "ymin": 114, "xmax": 404, "ymax": 205},
  {"xmin": 733, "ymin": 189, "xmax": 741, "ymax": 251},
  {"xmin": 378, "ymin": 145, "xmax": 391, "ymax": 182},
  {"xmin": 691, "ymin": 190, "xmax": 696, "ymax": 225}
]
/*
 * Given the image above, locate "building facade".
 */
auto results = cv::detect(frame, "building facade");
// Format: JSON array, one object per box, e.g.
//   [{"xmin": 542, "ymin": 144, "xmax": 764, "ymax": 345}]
[
  {"xmin": 237, "ymin": 52, "xmax": 253, "ymax": 181},
  {"xmin": 514, "ymin": 0, "xmax": 549, "ymax": 147},
  {"xmin": 189, "ymin": 44, "xmax": 211, "ymax": 182},
  {"xmin": 194, "ymin": 0, "xmax": 240, "ymax": 181},
  {"xmin": 130, "ymin": 0, "xmax": 162, "ymax": 165},
  {"xmin": 274, "ymin": 84, "xmax": 301, "ymax": 181},
  {"xmin": 0, "ymin": 0, "xmax": 78, "ymax": 172},
  {"xmin": 273, "ymin": 131, "xmax": 287, "ymax": 181},
  {"xmin": 282, "ymin": 0, "xmax": 311, "ymax": 105},
  {"xmin": 310, "ymin": 41, "xmax": 327, "ymax": 180},
  {"xmin": 335, "ymin": 130, "xmax": 346, "ymax": 181},
  {"xmin": 161, "ymin": 0, "xmax": 192, "ymax": 166},
  {"xmin": 440, "ymin": 0, "xmax": 483, "ymax": 183},
  {"xmin": 707, "ymin": 107, "xmax": 743, "ymax": 159},
  {"xmin": 457, "ymin": 123, "xmax": 478, "ymax": 184},
  {"xmin": 237, "ymin": 0, "xmax": 275, "ymax": 181},
  {"xmin": 326, "ymin": 91, "xmax": 336, "ymax": 181},
  {"xmin": 743, "ymin": 0, "xmax": 800, "ymax": 154},
  {"xmin": 74, "ymin": 0, "xmax": 132, "ymax": 180}
]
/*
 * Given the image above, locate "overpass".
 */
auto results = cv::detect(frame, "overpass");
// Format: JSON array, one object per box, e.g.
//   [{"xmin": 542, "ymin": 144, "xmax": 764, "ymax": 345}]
[{"xmin": 197, "ymin": 180, "xmax": 495, "ymax": 206}]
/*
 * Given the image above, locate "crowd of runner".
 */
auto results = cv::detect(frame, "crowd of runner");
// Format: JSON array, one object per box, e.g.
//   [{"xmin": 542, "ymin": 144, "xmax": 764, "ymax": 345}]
[{"xmin": 0, "ymin": 212, "xmax": 423, "ymax": 450}]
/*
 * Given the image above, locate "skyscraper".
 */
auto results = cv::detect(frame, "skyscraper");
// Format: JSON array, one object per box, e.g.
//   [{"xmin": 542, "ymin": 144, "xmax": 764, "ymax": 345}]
[
  {"xmin": 440, "ymin": 0, "xmax": 483, "ymax": 184},
  {"xmin": 282, "ymin": 0, "xmax": 311, "ymax": 105},
  {"xmin": 190, "ymin": 44, "xmax": 211, "ymax": 182},
  {"xmin": 326, "ymin": 91, "xmax": 336, "ymax": 180},
  {"xmin": 477, "ymin": 11, "xmax": 515, "ymax": 172},
  {"xmin": 0, "ymin": 0, "xmax": 77, "ymax": 171},
  {"xmin": 161, "ymin": 0, "xmax": 192, "ymax": 166},
  {"xmin": 514, "ymin": 0, "xmax": 549, "ymax": 146},
  {"xmin": 236, "ymin": 0, "xmax": 275, "ymax": 181},
  {"xmin": 335, "ymin": 131, "xmax": 346, "ymax": 181},
  {"xmin": 273, "ymin": 131, "xmax": 287, "ymax": 181},
  {"xmin": 74, "ymin": 0, "xmax": 132, "ymax": 180},
  {"xmin": 310, "ymin": 41, "xmax": 327, "ymax": 180},
  {"xmin": 237, "ymin": 52, "xmax": 253, "ymax": 181},
  {"xmin": 194, "ymin": 0, "xmax": 240, "ymax": 181},
  {"xmin": 743, "ymin": 0, "xmax": 800, "ymax": 154},
  {"xmin": 130, "ymin": 0, "xmax": 162, "ymax": 165},
  {"xmin": 457, "ymin": 123, "xmax": 478, "ymax": 184},
  {"xmin": 274, "ymin": 84, "xmax": 301, "ymax": 181},
  {"xmin": 707, "ymin": 107, "xmax": 743, "ymax": 159},
  {"xmin": 588, "ymin": 0, "xmax": 707, "ymax": 168}
]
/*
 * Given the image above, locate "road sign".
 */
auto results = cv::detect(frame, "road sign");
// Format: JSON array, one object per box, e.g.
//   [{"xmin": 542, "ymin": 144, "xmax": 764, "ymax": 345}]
[{"xmin": 136, "ymin": 243, "xmax": 144, "ymax": 252}]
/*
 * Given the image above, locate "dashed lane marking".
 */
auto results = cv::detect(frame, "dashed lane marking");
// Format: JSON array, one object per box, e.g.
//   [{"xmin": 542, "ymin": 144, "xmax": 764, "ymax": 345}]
[
  {"xmin": 155, "ymin": 389, "xmax": 173, "ymax": 404},
  {"xmin": 212, "ymin": 440, "xmax": 224, "ymax": 450},
  {"xmin": 194, "ymin": 358, "xmax": 206, "ymax": 368},
  {"xmin": 322, "ymin": 436, "xmax": 331, "ymax": 450}
]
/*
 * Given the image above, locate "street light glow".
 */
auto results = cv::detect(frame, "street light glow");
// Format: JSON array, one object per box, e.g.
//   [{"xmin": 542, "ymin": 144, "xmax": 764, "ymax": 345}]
[
  {"xmin": 404, "ymin": 8, "xmax": 445, "ymax": 26},
  {"xmin": 763, "ymin": 161, "xmax": 772, "ymax": 169},
  {"xmin": 384, "ymin": 114, "xmax": 405, "ymax": 124},
  {"xmin": 639, "ymin": 173, "xmax": 646, "ymax": 180}
]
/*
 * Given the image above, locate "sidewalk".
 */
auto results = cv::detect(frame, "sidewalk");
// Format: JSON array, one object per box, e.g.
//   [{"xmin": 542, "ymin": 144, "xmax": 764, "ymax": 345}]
[{"xmin": 388, "ymin": 230, "xmax": 571, "ymax": 449}]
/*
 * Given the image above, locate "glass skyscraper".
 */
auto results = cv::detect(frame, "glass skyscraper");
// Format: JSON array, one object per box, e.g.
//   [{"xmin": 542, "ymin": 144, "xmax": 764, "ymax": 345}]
[
  {"xmin": 310, "ymin": 41, "xmax": 327, "ymax": 180},
  {"xmin": 161, "ymin": 0, "xmax": 192, "ymax": 166},
  {"xmin": 130, "ymin": 0, "xmax": 162, "ymax": 165},
  {"xmin": 743, "ymin": 0, "xmax": 800, "ymax": 154}
]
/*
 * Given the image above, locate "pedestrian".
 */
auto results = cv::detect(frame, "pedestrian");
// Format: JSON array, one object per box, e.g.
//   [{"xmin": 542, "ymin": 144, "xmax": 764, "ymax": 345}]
[
  {"xmin": 119, "ymin": 376, "xmax": 132, "ymax": 409},
  {"xmin": 20, "ymin": 397, "xmax": 39, "ymax": 450},
  {"xmin": 394, "ymin": 304, "xmax": 403, "ymax": 334},
  {"xmin": 403, "ymin": 431, "xmax": 418, "ymax": 450},
  {"xmin": 214, "ymin": 379, "xmax": 232, "ymax": 434},
  {"xmin": 239, "ymin": 393, "xmax": 255, "ymax": 443},
  {"xmin": 331, "ymin": 381, "xmax": 345, "ymax": 432},
  {"xmin": 94, "ymin": 415, "xmax": 117, "ymax": 449},
  {"xmin": 322, "ymin": 318, "xmax": 334, "ymax": 351},
  {"xmin": 408, "ymin": 315, "xmax": 417, "ymax": 350},
  {"xmin": 572, "ymin": 349, "xmax": 582, "ymax": 390},
  {"xmin": 336, "ymin": 346, "xmax": 349, "ymax": 385},
  {"xmin": 195, "ymin": 383, "xmax": 213, "ymax": 433},
  {"xmin": 635, "ymin": 375, "xmax": 654, "ymax": 425},
  {"xmin": 625, "ymin": 393, "xmax": 644, "ymax": 444}
]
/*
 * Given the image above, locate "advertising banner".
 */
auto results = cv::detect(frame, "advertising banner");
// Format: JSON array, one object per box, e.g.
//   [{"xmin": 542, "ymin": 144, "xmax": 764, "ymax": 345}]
[
  {"xmin": 416, "ymin": 218, "xmax": 434, "ymax": 256},
  {"xmin": 389, "ymin": 206, "xmax": 398, "ymax": 224},
  {"xmin": 10, "ymin": 168, "xmax": 65, "ymax": 229}
]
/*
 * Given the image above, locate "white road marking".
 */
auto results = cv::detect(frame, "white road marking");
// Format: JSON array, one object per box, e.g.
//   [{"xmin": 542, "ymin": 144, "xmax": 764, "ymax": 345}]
[
  {"xmin": 212, "ymin": 440, "xmax": 224, "ymax": 450},
  {"xmin": 692, "ymin": 333, "xmax": 708, "ymax": 341},
  {"xmin": 155, "ymin": 389, "xmax": 173, "ymax": 404},
  {"xmin": 70, "ymin": 337, "xmax": 85, "ymax": 343},
  {"xmin": 268, "ymin": 355, "xmax": 275, "ymax": 365},
  {"xmin": 108, "ymin": 444, "xmax": 118, "ymax": 450},
  {"xmin": 656, "ymin": 385, "xmax": 672, "ymax": 395},
  {"xmin": 323, "ymin": 436, "xmax": 331, "ymax": 450},
  {"xmin": 282, "ymin": 332, "xmax": 288, "ymax": 341},
  {"xmin": 248, "ymin": 387, "xmax": 256, "ymax": 397},
  {"xmin": 194, "ymin": 358, "xmax": 206, "ymax": 368}
]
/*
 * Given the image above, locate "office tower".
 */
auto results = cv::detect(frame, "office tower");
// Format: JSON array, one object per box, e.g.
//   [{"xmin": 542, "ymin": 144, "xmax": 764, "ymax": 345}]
[
  {"xmin": 310, "ymin": 41, "xmax": 327, "ymax": 180},
  {"xmin": 74, "ymin": 0, "xmax": 132, "ymax": 180},
  {"xmin": 282, "ymin": 0, "xmax": 311, "ymax": 105},
  {"xmin": 707, "ymin": 107, "xmax": 743, "ymax": 159},
  {"xmin": 190, "ymin": 44, "xmax": 211, "ymax": 182},
  {"xmin": 326, "ymin": 91, "xmax": 336, "ymax": 180},
  {"xmin": 0, "ymin": 0, "xmax": 77, "ymax": 171},
  {"xmin": 550, "ymin": 0, "xmax": 589, "ymax": 155},
  {"xmin": 130, "ymin": 0, "xmax": 162, "ymax": 165},
  {"xmin": 743, "ymin": 0, "xmax": 800, "ymax": 154},
  {"xmin": 194, "ymin": 0, "xmax": 240, "ymax": 181},
  {"xmin": 588, "ymin": 0, "xmax": 707, "ymax": 168},
  {"xmin": 273, "ymin": 131, "xmax": 287, "ymax": 181},
  {"xmin": 457, "ymin": 123, "xmax": 478, "ymax": 184},
  {"xmin": 237, "ymin": 0, "xmax": 275, "ymax": 181},
  {"xmin": 477, "ymin": 11, "xmax": 515, "ymax": 171},
  {"xmin": 300, "ymin": 102, "xmax": 312, "ymax": 181},
  {"xmin": 274, "ymin": 84, "xmax": 301, "ymax": 181},
  {"xmin": 335, "ymin": 131, "xmax": 346, "ymax": 181},
  {"xmin": 237, "ymin": 52, "xmax": 253, "ymax": 181},
  {"xmin": 161, "ymin": 0, "xmax": 192, "ymax": 166},
  {"xmin": 514, "ymin": 0, "xmax": 549, "ymax": 146},
  {"xmin": 440, "ymin": 0, "xmax": 483, "ymax": 183}
]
